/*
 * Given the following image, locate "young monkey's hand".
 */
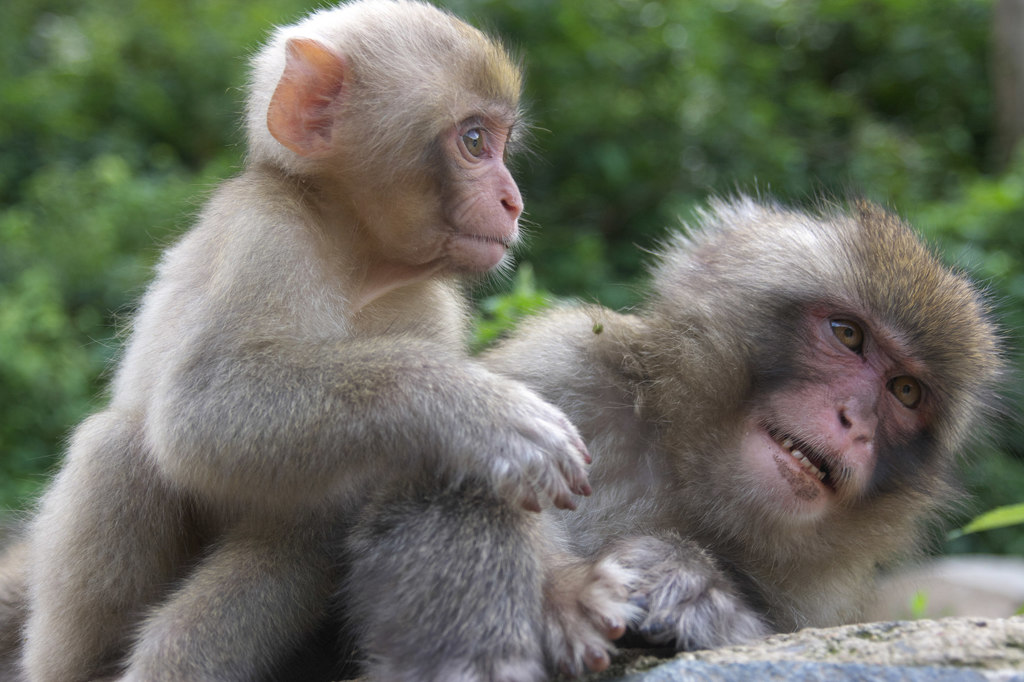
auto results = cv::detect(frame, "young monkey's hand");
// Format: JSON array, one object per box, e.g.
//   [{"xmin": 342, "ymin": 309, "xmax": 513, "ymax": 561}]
[
  {"xmin": 543, "ymin": 553, "xmax": 640, "ymax": 677},
  {"xmin": 480, "ymin": 376, "xmax": 592, "ymax": 512}
]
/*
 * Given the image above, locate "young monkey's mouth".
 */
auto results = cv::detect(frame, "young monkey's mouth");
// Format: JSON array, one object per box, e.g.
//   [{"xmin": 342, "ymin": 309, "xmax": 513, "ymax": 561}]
[
  {"xmin": 448, "ymin": 230, "xmax": 517, "ymax": 272},
  {"xmin": 456, "ymin": 231, "xmax": 515, "ymax": 251},
  {"xmin": 467, "ymin": 233, "xmax": 513, "ymax": 247},
  {"xmin": 765, "ymin": 425, "xmax": 837, "ymax": 492}
]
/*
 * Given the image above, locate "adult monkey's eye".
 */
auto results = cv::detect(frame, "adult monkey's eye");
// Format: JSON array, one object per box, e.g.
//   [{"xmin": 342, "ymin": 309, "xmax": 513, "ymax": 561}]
[
  {"xmin": 462, "ymin": 128, "xmax": 484, "ymax": 157},
  {"xmin": 889, "ymin": 376, "xmax": 923, "ymax": 408},
  {"xmin": 831, "ymin": 319, "xmax": 864, "ymax": 353}
]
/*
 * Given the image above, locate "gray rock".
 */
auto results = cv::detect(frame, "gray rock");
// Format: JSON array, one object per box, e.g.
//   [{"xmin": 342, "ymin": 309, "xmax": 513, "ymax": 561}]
[{"xmin": 587, "ymin": 616, "xmax": 1024, "ymax": 682}]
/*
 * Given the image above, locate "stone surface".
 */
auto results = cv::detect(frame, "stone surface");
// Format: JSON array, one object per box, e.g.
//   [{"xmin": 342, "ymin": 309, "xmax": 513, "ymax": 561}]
[{"xmin": 586, "ymin": 616, "xmax": 1024, "ymax": 682}]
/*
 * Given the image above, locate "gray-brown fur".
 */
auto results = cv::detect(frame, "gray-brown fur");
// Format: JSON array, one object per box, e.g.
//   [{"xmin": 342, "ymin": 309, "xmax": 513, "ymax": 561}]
[
  {"xmin": 484, "ymin": 195, "xmax": 1004, "ymax": 646},
  {"xmin": 0, "ymin": 539, "xmax": 26, "ymax": 682},
  {"xmin": 343, "ymin": 481, "xmax": 549, "ymax": 682},
  {"xmin": 339, "ymin": 478, "xmax": 639, "ymax": 680}
]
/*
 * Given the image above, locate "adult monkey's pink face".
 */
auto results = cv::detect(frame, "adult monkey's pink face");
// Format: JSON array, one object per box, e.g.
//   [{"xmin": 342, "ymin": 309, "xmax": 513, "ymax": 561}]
[{"xmin": 742, "ymin": 309, "xmax": 929, "ymax": 520}]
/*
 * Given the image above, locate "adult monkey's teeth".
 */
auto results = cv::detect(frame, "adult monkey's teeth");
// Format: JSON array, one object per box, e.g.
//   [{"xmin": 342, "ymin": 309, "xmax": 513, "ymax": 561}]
[
  {"xmin": 794, "ymin": 450, "xmax": 823, "ymax": 478},
  {"xmin": 778, "ymin": 434, "xmax": 826, "ymax": 481}
]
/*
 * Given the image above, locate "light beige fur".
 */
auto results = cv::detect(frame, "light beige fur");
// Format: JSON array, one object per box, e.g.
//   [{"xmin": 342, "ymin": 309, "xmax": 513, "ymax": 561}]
[{"xmin": 12, "ymin": 2, "xmax": 609, "ymax": 680}]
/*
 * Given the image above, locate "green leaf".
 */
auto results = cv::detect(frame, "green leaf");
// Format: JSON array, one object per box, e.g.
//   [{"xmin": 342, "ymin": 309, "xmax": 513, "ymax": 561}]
[
  {"xmin": 470, "ymin": 263, "xmax": 554, "ymax": 352},
  {"xmin": 909, "ymin": 590, "xmax": 929, "ymax": 619},
  {"xmin": 947, "ymin": 503, "xmax": 1024, "ymax": 540}
]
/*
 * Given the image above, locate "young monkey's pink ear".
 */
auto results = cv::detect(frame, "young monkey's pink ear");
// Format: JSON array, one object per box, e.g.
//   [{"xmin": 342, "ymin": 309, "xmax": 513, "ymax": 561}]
[{"xmin": 267, "ymin": 37, "xmax": 348, "ymax": 157}]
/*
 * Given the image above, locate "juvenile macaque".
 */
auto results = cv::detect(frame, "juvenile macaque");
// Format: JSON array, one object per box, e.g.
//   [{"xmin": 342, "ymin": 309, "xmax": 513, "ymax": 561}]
[
  {"xmin": 480, "ymin": 196, "xmax": 1005, "ymax": 648},
  {"xmin": 16, "ymin": 2, "xmax": 626, "ymax": 680}
]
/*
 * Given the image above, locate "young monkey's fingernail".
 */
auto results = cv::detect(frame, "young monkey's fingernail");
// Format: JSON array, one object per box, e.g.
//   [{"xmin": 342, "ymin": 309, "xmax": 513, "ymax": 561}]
[
  {"xmin": 605, "ymin": 618, "xmax": 626, "ymax": 639},
  {"xmin": 520, "ymin": 493, "xmax": 542, "ymax": 513},
  {"xmin": 584, "ymin": 647, "xmax": 610, "ymax": 672}
]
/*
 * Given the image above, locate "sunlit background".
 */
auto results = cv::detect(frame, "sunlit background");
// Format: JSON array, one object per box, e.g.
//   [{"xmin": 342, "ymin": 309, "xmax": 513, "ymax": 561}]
[{"xmin": 2, "ymin": 0, "xmax": 1022, "ymax": 559}]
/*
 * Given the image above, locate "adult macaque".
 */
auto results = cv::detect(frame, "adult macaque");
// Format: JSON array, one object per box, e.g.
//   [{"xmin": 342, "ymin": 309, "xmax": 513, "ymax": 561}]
[
  {"xmin": 0, "ymin": 541, "xmax": 25, "ymax": 682},
  {"xmin": 17, "ymin": 2, "xmax": 623, "ymax": 680},
  {"xmin": 481, "ymin": 196, "xmax": 1005, "ymax": 648}
]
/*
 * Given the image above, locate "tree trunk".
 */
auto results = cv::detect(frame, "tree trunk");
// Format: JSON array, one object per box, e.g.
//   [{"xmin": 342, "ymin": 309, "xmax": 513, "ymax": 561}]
[{"xmin": 993, "ymin": 0, "xmax": 1024, "ymax": 171}]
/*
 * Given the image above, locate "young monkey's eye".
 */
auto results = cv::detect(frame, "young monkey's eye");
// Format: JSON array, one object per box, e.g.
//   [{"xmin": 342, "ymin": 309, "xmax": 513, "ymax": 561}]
[
  {"xmin": 462, "ymin": 128, "xmax": 485, "ymax": 157},
  {"xmin": 830, "ymin": 319, "xmax": 864, "ymax": 353}
]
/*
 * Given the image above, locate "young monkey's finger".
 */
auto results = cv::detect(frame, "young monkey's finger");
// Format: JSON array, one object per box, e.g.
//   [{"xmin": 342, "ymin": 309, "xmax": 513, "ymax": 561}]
[
  {"xmin": 583, "ymin": 646, "xmax": 611, "ymax": 673},
  {"xmin": 603, "ymin": 616, "xmax": 627, "ymax": 640},
  {"xmin": 517, "ymin": 487, "xmax": 542, "ymax": 513}
]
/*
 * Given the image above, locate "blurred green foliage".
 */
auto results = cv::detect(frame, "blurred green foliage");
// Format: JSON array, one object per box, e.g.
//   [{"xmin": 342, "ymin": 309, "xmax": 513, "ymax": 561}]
[
  {"xmin": 1, "ymin": 0, "xmax": 1022, "ymax": 554},
  {"xmin": 471, "ymin": 264, "xmax": 552, "ymax": 352}
]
